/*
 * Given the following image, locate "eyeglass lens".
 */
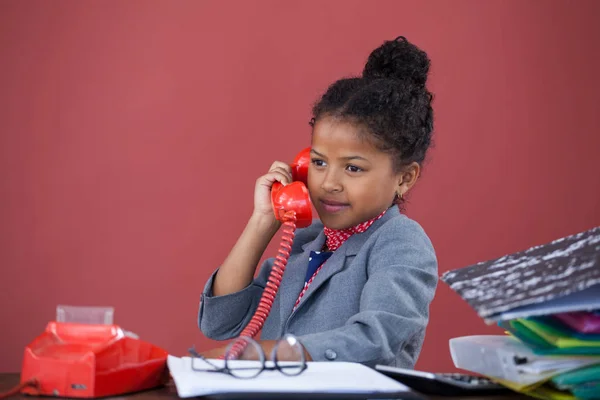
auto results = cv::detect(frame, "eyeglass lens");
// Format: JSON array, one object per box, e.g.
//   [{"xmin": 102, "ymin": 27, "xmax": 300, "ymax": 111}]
[
  {"xmin": 224, "ymin": 337, "xmax": 265, "ymax": 378},
  {"xmin": 272, "ymin": 334, "xmax": 305, "ymax": 376}
]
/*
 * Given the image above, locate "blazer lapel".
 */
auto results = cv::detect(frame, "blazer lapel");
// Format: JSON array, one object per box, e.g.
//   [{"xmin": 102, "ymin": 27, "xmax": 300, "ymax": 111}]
[
  {"xmin": 278, "ymin": 230, "xmax": 326, "ymax": 324},
  {"xmin": 289, "ymin": 206, "xmax": 401, "ymax": 317}
]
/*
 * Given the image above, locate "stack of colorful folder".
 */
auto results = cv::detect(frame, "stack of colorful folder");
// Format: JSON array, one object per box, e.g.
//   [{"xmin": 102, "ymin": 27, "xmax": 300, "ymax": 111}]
[
  {"xmin": 498, "ymin": 312, "xmax": 600, "ymax": 399},
  {"xmin": 442, "ymin": 226, "xmax": 600, "ymax": 400}
]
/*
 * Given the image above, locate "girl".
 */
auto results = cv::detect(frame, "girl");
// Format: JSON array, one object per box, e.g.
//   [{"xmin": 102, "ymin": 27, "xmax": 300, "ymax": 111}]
[{"xmin": 198, "ymin": 36, "xmax": 438, "ymax": 368}]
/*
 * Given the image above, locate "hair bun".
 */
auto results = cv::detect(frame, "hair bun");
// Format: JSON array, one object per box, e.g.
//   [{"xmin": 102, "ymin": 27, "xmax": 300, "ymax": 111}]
[{"xmin": 362, "ymin": 36, "xmax": 430, "ymax": 87}]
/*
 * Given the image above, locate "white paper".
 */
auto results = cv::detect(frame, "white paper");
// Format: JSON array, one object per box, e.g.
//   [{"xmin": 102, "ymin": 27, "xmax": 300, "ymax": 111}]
[
  {"xmin": 518, "ymin": 359, "xmax": 595, "ymax": 374},
  {"xmin": 449, "ymin": 335, "xmax": 600, "ymax": 387},
  {"xmin": 167, "ymin": 355, "xmax": 411, "ymax": 398}
]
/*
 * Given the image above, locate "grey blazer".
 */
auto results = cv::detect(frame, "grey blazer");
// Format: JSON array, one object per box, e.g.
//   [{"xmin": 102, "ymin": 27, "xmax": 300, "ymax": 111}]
[{"xmin": 198, "ymin": 206, "xmax": 438, "ymax": 368}]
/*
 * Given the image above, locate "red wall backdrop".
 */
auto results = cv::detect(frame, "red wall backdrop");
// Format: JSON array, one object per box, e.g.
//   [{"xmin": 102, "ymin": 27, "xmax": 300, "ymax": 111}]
[{"xmin": 1, "ymin": 0, "xmax": 599, "ymax": 373}]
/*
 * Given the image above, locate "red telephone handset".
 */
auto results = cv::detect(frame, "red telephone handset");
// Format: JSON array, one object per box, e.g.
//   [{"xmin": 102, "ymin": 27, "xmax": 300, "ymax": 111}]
[
  {"xmin": 227, "ymin": 148, "xmax": 313, "ymax": 358},
  {"xmin": 270, "ymin": 147, "xmax": 312, "ymax": 228}
]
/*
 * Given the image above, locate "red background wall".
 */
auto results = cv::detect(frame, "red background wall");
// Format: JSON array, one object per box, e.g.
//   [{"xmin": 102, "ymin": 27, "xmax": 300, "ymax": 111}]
[{"xmin": 1, "ymin": 0, "xmax": 599, "ymax": 373}]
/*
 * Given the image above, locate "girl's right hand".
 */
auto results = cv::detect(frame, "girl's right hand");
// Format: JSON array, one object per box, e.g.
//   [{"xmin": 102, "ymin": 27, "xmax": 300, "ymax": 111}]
[{"xmin": 253, "ymin": 161, "xmax": 293, "ymax": 221}]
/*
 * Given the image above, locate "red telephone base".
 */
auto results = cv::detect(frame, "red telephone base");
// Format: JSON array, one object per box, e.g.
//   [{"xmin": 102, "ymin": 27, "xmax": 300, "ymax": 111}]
[{"xmin": 20, "ymin": 322, "xmax": 168, "ymax": 398}]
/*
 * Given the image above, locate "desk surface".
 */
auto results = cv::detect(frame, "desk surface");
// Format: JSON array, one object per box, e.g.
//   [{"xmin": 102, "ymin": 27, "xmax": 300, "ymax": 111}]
[{"xmin": 0, "ymin": 373, "xmax": 531, "ymax": 400}]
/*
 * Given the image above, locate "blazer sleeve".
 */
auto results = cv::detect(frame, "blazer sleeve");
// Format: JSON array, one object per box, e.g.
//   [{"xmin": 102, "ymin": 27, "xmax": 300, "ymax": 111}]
[
  {"xmin": 197, "ymin": 220, "xmax": 324, "ymax": 340},
  {"xmin": 297, "ymin": 217, "xmax": 438, "ymax": 367},
  {"xmin": 197, "ymin": 257, "xmax": 274, "ymax": 340}
]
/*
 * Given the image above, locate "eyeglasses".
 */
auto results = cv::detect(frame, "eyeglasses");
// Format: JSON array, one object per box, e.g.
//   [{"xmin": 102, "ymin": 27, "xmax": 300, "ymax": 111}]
[{"xmin": 188, "ymin": 334, "xmax": 307, "ymax": 379}]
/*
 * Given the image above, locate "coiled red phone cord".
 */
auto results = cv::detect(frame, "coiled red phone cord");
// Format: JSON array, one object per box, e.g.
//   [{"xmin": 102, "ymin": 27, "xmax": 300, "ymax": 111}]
[{"xmin": 225, "ymin": 211, "xmax": 297, "ymax": 360}]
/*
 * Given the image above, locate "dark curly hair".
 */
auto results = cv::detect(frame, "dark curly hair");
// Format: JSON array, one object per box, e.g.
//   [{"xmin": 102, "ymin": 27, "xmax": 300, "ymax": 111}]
[{"xmin": 310, "ymin": 36, "xmax": 434, "ymax": 172}]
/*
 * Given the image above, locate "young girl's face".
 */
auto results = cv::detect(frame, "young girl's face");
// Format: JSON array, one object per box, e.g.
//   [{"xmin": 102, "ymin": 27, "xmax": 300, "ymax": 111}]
[{"xmin": 308, "ymin": 117, "xmax": 402, "ymax": 230}]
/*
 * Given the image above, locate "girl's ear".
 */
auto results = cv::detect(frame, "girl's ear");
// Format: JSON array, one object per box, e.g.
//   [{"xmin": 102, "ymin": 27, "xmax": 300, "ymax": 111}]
[{"xmin": 396, "ymin": 162, "xmax": 421, "ymax": 197}]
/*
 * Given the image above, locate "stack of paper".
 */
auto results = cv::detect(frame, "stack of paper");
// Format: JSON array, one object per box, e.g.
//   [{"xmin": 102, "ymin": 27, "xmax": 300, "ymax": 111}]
[
  {"xmin": 166, "ymin": 355, "xmax": 421, "ymax": 399},
  {"xmin": 441, "ymin": 226, "xmax": 600, "ymax": 400}
]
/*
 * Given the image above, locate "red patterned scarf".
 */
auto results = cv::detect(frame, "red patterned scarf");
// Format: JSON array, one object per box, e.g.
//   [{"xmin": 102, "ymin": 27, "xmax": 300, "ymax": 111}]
[{"xmin": 323, "ymin": 209, "xmax": 387, "ymax": 251}]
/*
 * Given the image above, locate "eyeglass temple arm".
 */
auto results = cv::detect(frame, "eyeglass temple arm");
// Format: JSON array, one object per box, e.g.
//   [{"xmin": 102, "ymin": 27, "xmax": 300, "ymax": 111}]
[{"xmin": 188, "ymin": 346, "xmax": 202, "ymax": 357}]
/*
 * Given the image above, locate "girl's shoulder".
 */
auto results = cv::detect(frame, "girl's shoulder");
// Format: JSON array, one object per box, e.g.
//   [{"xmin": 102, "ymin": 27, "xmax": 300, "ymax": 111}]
[
  {"xmin": 371, "ymin": 210, "xmax": 435, "ymax": 251},
  {"xmin": 364, "ymin": 210, "xmax": 437, "ymax": 271},
  {"xmin": 377, "ymin": 210, "xmax": 431, "ymax": 240}
]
